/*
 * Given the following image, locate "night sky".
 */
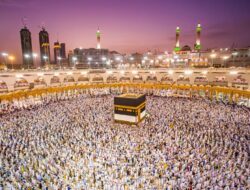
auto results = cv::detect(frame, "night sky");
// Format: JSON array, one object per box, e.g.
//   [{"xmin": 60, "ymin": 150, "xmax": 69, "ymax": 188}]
[{"xmin": 0, "ymin": 0, "xmax": 250, "ymax": 62}]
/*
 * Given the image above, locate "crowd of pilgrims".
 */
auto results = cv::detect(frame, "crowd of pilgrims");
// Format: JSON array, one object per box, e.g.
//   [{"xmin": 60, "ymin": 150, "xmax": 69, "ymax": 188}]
[{"xmin": 0, "ymin": 87, "xmax": 249, "ymax": 190}]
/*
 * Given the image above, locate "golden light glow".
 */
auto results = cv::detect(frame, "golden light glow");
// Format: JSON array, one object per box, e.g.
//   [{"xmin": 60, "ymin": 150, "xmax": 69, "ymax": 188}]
[
  {"xmin": 210, "ymin": 53, "xmax": 217, "ymax": 58},
  {"xmin": 8, "ymin": 55, "xmax": 15, "ymax": 61},
  {"xmin": 184, "ymin": 70, "xmax": 193, "ymax": 75},
  {"xmin": 229, "ymin": 71, "xmax": 238, "ymax": 75},
  {"xmin": 15, "ymin": 74, "xmax": 23, "ymax": 78},
  {"xmin": 132, "ymin": 70, "xmax": 138, "ymax": 75},
  {"xmin": 202, "ymin": 70, "xmax": 208, "ymax": 75},
  {"xmin": 107, "ymin": 70, "xmax": 113, "ymax": 75},
  {"xmin": 168, "ymin": 70, "xmax": 174, "ymax": 75}
]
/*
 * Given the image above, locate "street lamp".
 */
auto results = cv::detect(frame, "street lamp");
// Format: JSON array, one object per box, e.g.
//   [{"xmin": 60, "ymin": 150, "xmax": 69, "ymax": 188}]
[
  {"xmin": 150, "ymin": 59, "xmax": 154, "ymax": 66},
  {"xmin": 232, "ymin": 52, "xmax": 238, "ymax": 66},
  {"xmin": 57, "ymin": 56, "xmax": 62, "ymax": 69},
  {"xmin": 43, "ymin": 55, "xmax": 48, "ymax": 66},
  {"xmin": 102, "ymin": 57, "xmax": 107, "ymax": 61},
  {"xmin": 1, "ymin": 52, "xmax": 8, "ymax": 67},
  {"xmin": 8, "ymin": 55, "xmax": 15, "ymax": 70},
  {"xmin": 158, "ymin": 55, "xmax": 163, "ymax": 60},
  {"xmin": 33, "ymin": 53, "xmax": 38, "ymax": 68},
  {"xmin": 102, "ymin": 57, "xmax": 107, "ymax": 68},
  {"xmin": 72, "ymin": 56, "xmax": 77, "ymax": 68},
  {"xmin": 222, "ymin": 56, "xmax": 229, "ymax": 67},
  {"xmin": 115, "ymin": 57, "xmax": 121, "ymax": 62},
  {"xmin": 210, "ymin": 53, "xmax": 217, "ymax": 67},
  {"xmin": 105, "ymin": 59, "xmax": 112, "ymax": 69},
  {"xmin": 24, "ymin": 54, "xmax": 31, "ymax": 69},
  {"xmin": 87, "ymin": 57, "xmax": 92, "ymax": 69}
]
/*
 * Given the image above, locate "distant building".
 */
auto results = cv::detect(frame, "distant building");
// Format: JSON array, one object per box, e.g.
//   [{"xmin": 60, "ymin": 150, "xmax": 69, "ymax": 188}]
[
  {"xmin": 210, "ymin": 47, "xmax": 250, "ymax": 68},
  {"xmin": 228, "ymin": 48, "xmax": 250, "ymax": 67},
  {"xmin": 131, "ymin": 53, "xmax": 143, "ymax": 64},
  {"xmin": 68, "ymin": 50, "xmax": 74, "ymax": 67},
  {"xmin": 74, "ymin": 48, "xmax": 110, "ymax": 69},
  {"xmin": 39, "ymin": 28, "xmax": 51, "ymax": 67},
  {"xmin": 20, "ymin": 27, "xmax": 34, "ymax": 68}
]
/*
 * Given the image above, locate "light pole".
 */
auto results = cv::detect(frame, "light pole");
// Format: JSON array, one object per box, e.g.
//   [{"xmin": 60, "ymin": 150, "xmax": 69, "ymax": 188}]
[
  {"xmin": 222, "ymin": 56, "xmax": 229, "ymax": 67},
  {"xmin": 1, "ymin": 52, "xmax": 8, "ymax": 68},
  {"xmin": 57, "ymin": 56, "xmax": 62, "ymax": 69},
  {"xmin": 232, "ymin": 52, "xmax": 238, "ymax": 66},
  {"xmin": 102, "ymin": 56, "xmax": 107, "ymax": 68},
  {"xmin": 33, "ymin": 53, "xmax": 38, "ymax": 68},
  {"xmin": 87, "ymin": 57, "xmax": 92, "ymax": 69},
  {"xmin": 43, "ymin": 56, "xmax": 48, "ymax": 67},
  {"xmin": 8, "ymin": 55, "xmax": 15, "ymax": 70},
  {"xmin": 115, "ymin": 57, "xmax": 121, "ymax": 69},
  {"xmin": 106, "ymin": 59, "xmax": 111, "ymax": 69},
  {"xmin": 210, "ymin": 53, "xmax": 217, "ymax": 67},
  {"xmin": 129, "ymin": 56, "xmax": 134, "ymax": 68},
  {"xmin": 24, "ymin": 54, "xmax": 31, "ymax": 69},
  {"xmin": 72, "ymin": 57, "xmax": 77, "ymax": 68}
]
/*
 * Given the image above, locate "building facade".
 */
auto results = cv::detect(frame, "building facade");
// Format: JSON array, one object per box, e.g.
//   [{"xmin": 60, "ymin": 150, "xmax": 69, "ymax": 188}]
[
  {"xmin": 73, "ymin": 48, "xmax": 110, "ymax": 69},
  {"xmin": 39, "ymin": 28, "xmax": 51, "ymax": 67},
  {"xmin": 20, "ymin": 27, "xmax": 34, "ymax": 68},
  {"xmin": 53, "ymin": 41, "xmax": 61, "ymax": 65},
  {"xmin": 60, "ymin": 43, "xmax": 66, "ymax": 59}
]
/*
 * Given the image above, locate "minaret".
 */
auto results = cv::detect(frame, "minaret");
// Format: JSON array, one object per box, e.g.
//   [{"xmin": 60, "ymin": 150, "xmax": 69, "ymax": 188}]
[
  {"xmin": 96, "ymin": 27, "xmax": 101, "ymax": 49},
  {"xmin": 174, "ymin": 27, "xmax": 181, "ymax": 52},
  {"xmin": 195, "ymin": 24, "xmax": 202, "ymax": 51}
]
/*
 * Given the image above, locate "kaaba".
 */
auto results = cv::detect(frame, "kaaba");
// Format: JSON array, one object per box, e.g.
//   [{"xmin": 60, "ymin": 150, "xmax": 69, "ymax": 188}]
[{"xmin": 114, "ymin": 94, "xmax": 146, "ymax": 124}]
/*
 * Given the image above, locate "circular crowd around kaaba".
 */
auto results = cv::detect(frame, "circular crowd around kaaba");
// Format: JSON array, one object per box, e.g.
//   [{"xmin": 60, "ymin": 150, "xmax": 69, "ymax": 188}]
[{"xmin": 0, "ymin": 88, "xmax": 249, "ymax": 190}]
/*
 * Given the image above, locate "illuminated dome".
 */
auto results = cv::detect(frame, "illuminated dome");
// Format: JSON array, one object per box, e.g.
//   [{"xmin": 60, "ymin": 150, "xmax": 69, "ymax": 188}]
[{"xmin": 181, "ymin": 45, "xmax": 192, "ymax": 51}]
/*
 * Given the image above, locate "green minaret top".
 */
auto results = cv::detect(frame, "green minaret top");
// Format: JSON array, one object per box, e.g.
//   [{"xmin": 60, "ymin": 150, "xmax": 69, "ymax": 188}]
[{"xmin": 196, "ymin": 24, "xmax": 202, "ymax": 32}]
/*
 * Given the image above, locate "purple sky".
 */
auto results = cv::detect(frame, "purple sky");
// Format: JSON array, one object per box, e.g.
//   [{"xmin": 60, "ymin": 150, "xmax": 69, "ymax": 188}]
[{"xmin": 0, "ymin": 0, "xmax": 250, "ymax": 62}]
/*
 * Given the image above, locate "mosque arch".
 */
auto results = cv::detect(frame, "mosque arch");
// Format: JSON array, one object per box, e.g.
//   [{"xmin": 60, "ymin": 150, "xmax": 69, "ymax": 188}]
[
  {"xmin": 194, "ymin": 76, "xmax": 208, "ymax": 85},
  {"xmin": 64, "ymin": 76, "xmax": 75, "ymax": 83},
  {"xmin": 0, "ymin": 80, "xmax": 8, "ymax": 92},
  {"xmin": 34, "ymin": 77, "xmax": 47, "ymax": 86},
  {"xmin": 146, "ymin": 75, "xmax": 157, "ymax": 82},
  {"xmin": 92, "ymin": 76, "xmax": 104, "ymax": 83},
  {"xmin": 50, "ymin": 76, "xmax": 60, "ymax": 84},
  {"xmin": 107, "ymin": 75, "xmax": 118, "ymax": 83},
  {"xmin": 78, "ymin": 75, "xmax": 89, "ymax": 82},
  {"xmin": 14, "ymin": 78, "xmax": 29, "ymax": 89},
  {"xmin": 132, "ymin": 75, "xmax": 143, "ymax": 83},
  {"xmin": 161, "ymin": 75, "xmax": 174, "ymax": 84},
  {"xmin": 120, "ymin": 76, "xmax": 130, "ymax": 82}
]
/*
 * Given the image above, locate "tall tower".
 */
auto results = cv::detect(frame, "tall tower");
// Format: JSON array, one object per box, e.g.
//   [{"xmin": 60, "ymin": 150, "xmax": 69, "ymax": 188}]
[
  {"xmin": 53, "ymin": 41, "xmax": 61, "ymax": 64},
  {"xmin": 39, "ymin": 27, "xmax": 51, "ymax": 66},
  {"xmin": 174, "ymin": 27, "xmax": 181, "ymax": 52},
  {"xmin": 60, "ymin": 43, "xmax": 66, "ymax": 58},
  {"xmin": 96, "ymin": 28, "xmax": 101, "ymax": 49},
  {"xmin": 20, "ymin": 26, "xmax": 34, "ymax": 68},
  {"xmin": 195, "ymin": 24, "xmax": 202, "ymax": 51}
]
